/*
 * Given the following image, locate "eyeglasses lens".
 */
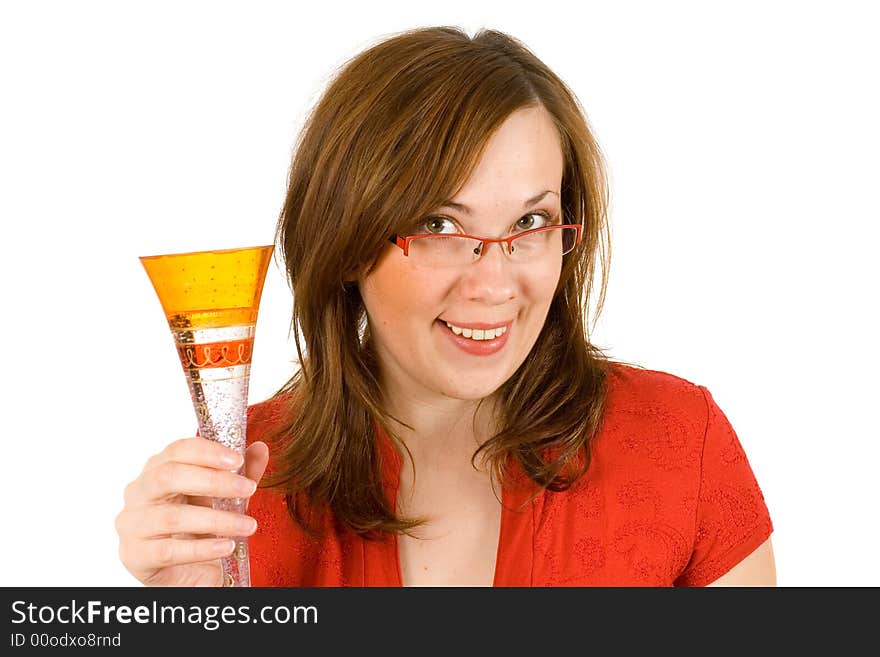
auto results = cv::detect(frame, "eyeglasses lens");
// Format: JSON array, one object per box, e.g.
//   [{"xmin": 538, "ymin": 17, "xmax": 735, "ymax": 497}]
[{"xmin": 408, "ymin": 226, "xmax": 578, "ymax": 267}]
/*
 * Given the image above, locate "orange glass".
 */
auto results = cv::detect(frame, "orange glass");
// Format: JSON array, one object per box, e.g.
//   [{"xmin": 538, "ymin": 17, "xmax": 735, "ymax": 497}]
[{"xmin": 140, "ymin": 245, "xmax": 274, "ymax": 587}]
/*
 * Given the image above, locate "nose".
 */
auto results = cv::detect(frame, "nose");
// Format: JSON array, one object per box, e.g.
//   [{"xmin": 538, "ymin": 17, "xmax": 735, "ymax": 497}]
[{"xmin": 457, "ymin": 239, "xmax": 516, "ymax": 304}]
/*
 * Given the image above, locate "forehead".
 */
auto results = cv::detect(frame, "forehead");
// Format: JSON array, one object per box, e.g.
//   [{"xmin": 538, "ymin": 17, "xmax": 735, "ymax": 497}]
[{"xmin": 446, "ymin": 106, "xmax": 564, "ymax": 213}]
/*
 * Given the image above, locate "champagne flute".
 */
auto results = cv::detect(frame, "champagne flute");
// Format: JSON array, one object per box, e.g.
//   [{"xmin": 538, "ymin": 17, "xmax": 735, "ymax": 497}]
[{"xmin": 140, "ymin": 244, "xmax": 273, "ymax": 587}]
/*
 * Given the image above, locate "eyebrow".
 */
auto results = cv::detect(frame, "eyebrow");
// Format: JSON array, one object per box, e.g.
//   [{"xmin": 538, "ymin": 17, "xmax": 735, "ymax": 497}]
[{"xmin": 439, "ymin": 190, "xmax": 559, "ymax": 215}]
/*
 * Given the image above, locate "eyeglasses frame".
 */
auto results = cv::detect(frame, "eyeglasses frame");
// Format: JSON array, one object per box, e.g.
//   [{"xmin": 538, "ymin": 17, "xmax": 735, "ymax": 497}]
[{"xmin": 388, "ymin": 223, "xmax": 583, "ymax": 261}]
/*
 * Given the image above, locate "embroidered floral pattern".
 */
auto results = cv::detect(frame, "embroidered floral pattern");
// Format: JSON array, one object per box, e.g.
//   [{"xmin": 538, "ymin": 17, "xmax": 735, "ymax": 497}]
[{"xmin": 244, "ymin": 364, "xmax": 773, "ymax": 586}]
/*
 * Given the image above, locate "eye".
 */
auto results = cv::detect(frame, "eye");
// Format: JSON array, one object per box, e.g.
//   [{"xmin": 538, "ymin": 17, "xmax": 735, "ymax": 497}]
[
  {"xmin": 416, "ymin": 216, "xmax": 459, "ymax": 235},
  {"xmin": 515, "ymin": 212, "xmax": 553, "ymax": 231}
]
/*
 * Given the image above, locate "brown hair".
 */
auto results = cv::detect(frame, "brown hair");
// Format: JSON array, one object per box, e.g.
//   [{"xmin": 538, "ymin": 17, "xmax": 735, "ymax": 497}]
[{"xmin": 262, "ymin": 25, "xmax": 639, "ymax": 537}]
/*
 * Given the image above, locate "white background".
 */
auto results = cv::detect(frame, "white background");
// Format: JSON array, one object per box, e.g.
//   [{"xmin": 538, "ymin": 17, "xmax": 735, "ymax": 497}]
[{"xmin": 1, "ymin": 0, "xmax": 877, "ymax": 587}]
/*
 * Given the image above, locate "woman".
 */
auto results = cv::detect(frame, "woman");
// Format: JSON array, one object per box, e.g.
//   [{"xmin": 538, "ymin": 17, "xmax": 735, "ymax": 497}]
[{"xmin": 116, "ymin": 26, "xmax": 775, "ymax": 587}]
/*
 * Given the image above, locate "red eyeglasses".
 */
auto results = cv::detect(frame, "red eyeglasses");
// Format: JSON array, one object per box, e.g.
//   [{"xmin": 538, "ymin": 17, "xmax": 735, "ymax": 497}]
[{"xmin": 388, "ymin": 224, "xmax": 582, "ymax": 268}]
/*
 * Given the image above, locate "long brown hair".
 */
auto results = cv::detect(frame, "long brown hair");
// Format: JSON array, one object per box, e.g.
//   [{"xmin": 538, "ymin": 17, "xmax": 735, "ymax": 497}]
[{"xmin": 262, "ymin": 25, "xmax": 638, "ymax": 537}]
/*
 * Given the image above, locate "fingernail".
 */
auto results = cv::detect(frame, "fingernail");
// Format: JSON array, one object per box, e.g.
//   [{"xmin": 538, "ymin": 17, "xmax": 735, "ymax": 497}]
[
  {"xmin": 221, "ymin": 451, "xmax": 243, "ymax": 467},
  {"xmin": 238, "ymin": 478, "xmax": 257, "ymax": 496}
]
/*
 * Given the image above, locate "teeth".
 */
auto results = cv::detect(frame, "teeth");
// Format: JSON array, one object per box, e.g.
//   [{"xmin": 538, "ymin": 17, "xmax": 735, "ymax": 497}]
[{"xmin": 445, "ymin": 322, "xmax": 507, "ymax": 340}]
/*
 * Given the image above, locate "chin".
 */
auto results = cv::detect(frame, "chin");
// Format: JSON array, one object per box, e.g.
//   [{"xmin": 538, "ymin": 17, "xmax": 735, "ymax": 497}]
[{"xmin": 442, "ymin": 380, "xmax": 506, "ymax": 402}]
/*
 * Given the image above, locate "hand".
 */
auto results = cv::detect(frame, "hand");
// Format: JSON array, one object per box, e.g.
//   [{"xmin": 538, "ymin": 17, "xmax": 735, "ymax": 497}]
[{"xmin": 115, "ymin": 437, "xmax": 270, "ymax": 586}]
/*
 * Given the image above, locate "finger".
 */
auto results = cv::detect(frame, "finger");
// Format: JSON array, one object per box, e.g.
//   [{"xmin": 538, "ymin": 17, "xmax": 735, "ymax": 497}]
[
  {"xmin": 129, "ymin": 462, "xmax": 257, "ymax": 505},
  {"xmin": 245, "ymin": 441, "xmax": 270, "ymax": 484},
  {"xmin": 123, "ymin": 536, "xmax": 236, "ymax": 575},
  {"xmin": 183, "ymin": 442, "xmax": 268, "ymax": 510},
  {"xmin": 143, "ymin": 437, "xmax": 243, "ymax": 474},
  {"xmin": 140, "ymin": 561, "xmax": 224, "ymax": 588},
  {"xmin": 117, "ymin": 504, "xmax": 258, "ymax": 540}
]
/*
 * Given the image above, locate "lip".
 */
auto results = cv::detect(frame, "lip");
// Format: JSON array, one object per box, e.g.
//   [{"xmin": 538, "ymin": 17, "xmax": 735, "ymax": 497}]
[
  {"xmin": 438, "ymin": 318, "xmax": 514, "ymax": 331},
  {"xmin": 435, "ymin": 319, "xmax": 511, "ymax": 356}
]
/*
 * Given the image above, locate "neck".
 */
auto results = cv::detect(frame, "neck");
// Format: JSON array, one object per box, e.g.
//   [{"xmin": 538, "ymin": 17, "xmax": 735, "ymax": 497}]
[{"xmin": 381, "ymin": 391, "xmax": 501, "ymax": 468}]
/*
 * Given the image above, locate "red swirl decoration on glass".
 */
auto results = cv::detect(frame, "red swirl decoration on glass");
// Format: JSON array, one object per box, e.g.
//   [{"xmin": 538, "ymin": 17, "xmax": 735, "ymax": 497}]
[{"xmin": 176, "ymin": 338, "xmax": 254, "ymax": 370}]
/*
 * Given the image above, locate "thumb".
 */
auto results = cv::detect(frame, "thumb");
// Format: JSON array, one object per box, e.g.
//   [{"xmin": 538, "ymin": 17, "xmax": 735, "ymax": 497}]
[{"xmin": 244, "ymin": 441, "xmax": 270, "ymax": 486}]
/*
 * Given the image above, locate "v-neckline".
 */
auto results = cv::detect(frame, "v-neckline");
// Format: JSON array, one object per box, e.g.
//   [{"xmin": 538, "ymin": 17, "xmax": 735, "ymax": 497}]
[{"xmin": 374, "ymin": 421, "xmax": 534, "ymax": 587}]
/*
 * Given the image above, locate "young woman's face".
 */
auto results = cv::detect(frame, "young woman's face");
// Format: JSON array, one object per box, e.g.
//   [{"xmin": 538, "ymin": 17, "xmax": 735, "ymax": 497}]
[{"xmin": 358, "ymin": 105, "xmax": 565, "ymax": 409}]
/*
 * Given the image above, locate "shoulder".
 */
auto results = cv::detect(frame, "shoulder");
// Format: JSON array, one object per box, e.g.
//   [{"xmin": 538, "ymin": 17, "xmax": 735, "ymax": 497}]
[
  {"xmin": 604, "ymin": 361, "xmax": 707, "ymax": 412},
  {"xmin": 600, "ymin": 362, "xmax": 774, "ymax": 586},
  {"xmin": 245, "ymin": 392, "xmax": 296, "ymax": 447},
  {"xmin": 592, "ymin": 361, "xmax": 729, "ymax": 506},
  {"xmin": 600, "ymin": 361, "xmax": 711, "ymax": 464}
]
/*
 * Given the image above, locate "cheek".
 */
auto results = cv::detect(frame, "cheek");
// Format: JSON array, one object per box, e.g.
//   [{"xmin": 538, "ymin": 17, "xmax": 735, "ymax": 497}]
[
  {"xmin": 526, "ymin": 261, "xmax": 564, "ymax": 301},
  {"xmin": 362, "ymin": 260, "xmax": 446, "ymax": 328}
]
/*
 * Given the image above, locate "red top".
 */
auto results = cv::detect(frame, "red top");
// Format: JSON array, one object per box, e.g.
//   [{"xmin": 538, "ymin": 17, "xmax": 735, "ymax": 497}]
[{"xmin": 245, "ymin": 363, "xmax": 773, "ymax": 586}]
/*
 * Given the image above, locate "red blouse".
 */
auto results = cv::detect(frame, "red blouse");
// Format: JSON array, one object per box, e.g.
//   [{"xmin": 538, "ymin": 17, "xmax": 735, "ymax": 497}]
[{"xmin": 244, "ymin": 363, "xmax": 773, "ymax": 586}]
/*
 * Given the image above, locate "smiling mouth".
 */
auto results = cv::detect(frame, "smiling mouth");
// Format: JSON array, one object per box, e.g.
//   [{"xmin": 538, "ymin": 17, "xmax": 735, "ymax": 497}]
[
  {"xmin": 435, "ymin": 318, "xmax": 510, "ymax": 342},
  {"xmin": 444, "ymin": 321, "xmax": 505, "ymax": 339}
]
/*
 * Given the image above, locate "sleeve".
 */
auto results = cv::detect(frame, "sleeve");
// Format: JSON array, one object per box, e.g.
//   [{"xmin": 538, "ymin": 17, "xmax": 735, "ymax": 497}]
[{"xmin": 674, "ymin": 385, "xmax": 774, "ymax": 586}]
